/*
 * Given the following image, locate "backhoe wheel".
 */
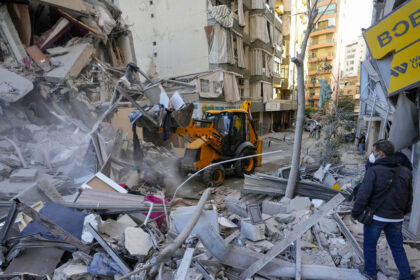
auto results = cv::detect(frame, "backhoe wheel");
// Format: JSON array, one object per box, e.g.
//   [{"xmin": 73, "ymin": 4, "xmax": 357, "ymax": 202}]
[
  {"xmin": 202, "ymin": 165, "xmax": 225, "ymax": 187},
  {"xmin": 234, "ymin": 148, "xmax": 256, "ymax": 178}
]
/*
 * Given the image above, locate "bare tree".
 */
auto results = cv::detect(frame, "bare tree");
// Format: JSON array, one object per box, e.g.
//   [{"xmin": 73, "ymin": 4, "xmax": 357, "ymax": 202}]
[{"xmin": 285, "ymin": 0, "xmax": 332, "ymax": 198}]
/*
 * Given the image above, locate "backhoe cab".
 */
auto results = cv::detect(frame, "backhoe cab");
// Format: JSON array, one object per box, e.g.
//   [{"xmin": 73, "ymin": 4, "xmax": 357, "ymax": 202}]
[{"xmin": 176, "ymin": 101, "xmax": 262, "ymax": 186}]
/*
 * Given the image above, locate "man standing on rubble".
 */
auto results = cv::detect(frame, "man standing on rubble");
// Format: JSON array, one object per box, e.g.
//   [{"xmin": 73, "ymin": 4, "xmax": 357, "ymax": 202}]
[{"xmin": 352, "ymin": 140, "xmax": 413, "ymax": 280}]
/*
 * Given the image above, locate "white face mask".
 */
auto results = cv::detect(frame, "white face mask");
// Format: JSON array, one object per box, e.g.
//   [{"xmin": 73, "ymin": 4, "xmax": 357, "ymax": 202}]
[{"xmin": 368, "ymin": 153, "xmax": 376, "ymax": 163}]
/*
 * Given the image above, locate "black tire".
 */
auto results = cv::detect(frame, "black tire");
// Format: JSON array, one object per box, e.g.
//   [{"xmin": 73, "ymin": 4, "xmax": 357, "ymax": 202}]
[
  {"xmin": 202, "ymin": 165, "xmax": 225, "ymax": 187},
  {"xmin": 234, "ymin": 148, "xmax": 256, "ymax": 178}
]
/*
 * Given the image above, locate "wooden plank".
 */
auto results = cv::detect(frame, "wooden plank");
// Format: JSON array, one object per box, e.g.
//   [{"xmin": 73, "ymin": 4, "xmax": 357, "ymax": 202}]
[
  {"xmin": 239, "ymin": 194, "xmax": 345, "ymax": 279},
  {"xmin": 39, "ymin": 0, "xmax": 89, "ymax": 15},
  {"xmin": 174, "ymin": 247, "xmax": 195, "ymax": 280},
  {"xmin": 296, "ymin": 238, "xmax": 302, "ymax": 280}
]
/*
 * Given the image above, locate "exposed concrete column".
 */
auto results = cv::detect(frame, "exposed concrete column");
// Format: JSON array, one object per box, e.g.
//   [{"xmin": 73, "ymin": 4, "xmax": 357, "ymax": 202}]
[
  {"xmin": 366, "ymin": 120, "xmax": 380, "ymax": 154},
  {"xmin": 409, "ymin": 148, "xmax": 420, "ymax": 237}
]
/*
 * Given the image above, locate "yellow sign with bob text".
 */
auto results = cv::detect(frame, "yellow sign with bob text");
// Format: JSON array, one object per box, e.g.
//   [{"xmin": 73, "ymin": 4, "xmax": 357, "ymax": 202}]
[{"xmin": 364, "ymin": 0, "xmax": 420, "ymax": 95}]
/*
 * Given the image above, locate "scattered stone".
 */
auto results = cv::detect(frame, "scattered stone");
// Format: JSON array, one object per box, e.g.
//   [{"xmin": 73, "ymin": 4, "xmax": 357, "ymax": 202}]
[
  {"xmin": 274, "ymin": 213, "xmax": 295, "ymax": 224},
  {"xmin": 289, "ymin": 196, "xmax": 311, "ymax": 212},
  {"xmin": 9, "ymin": 168, "xmax": 38, "ymax": 182},
  {"xmin": 117, "ymin": 214, "xmax": 138, "ymax": 227},
  {"xmin": 241, "ymin": 218, "xmax": 265, "ymax": 241},
  {"xmin": 124, "ymin": 227, "xmax": 153, "ymax": 257},
  {"xmin": 302, "ymin": 249, "xmax": 336, "ymax": 267},
  {"xmin": 0, "ymin": 153, "xmax": 21, "ymax": 168},
  {"xmin": 72, "ymin": 251, "xmax": 92, "ymax": 265},
  {"xmin": 52, "ymin": 261, "xmax": 91, "ymax": 280},
  {"xmin": 82, "ymin": 214, "xmax": 102, "ymax": 244},
  {"xmin": 318, "ymin": 216, "xmax": 339, "ymax": 234},
  {"xmin": 312, "ymin": 199, "xmax": 325, "ymax": 209},
  {"xmin": 99, "ymin": 219, "xmax": 130, "ymax": 241},
  {"xmin": 218, "ymin": 217, "xmax": 237, "ymax": 229},
  {"xmin": 0, "ymin": 140, "xmax": 13, "ymax": 152},
  {"xmin": 264, "ymin": 216, "xmax": 282, "ymax": 236},
  {"xmin": 225, "ymin": 196, "xmax": 248, "ymax": 217},
  {"xmin": 0, "ymin": 163, "xmax": 11, "ymax": 178}
]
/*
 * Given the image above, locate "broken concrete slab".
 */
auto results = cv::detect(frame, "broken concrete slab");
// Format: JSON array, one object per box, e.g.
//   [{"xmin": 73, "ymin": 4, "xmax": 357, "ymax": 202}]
[
  {"xmin": 0, "ymin": 68, "xmax": 33, "ymax": 103},
  {"xmin": 82, "ymin": 214, "xmax": 102, "ymax": 243},
  {"xmin": 240, "ymin": 194, "xmax": 345, "ymax": 278},
  {"xmin": 52, "ymin": 261, "xmax": 92, "ymax": 280},
  {"xmin": 0, "ymin": 163, "xmax": 11, "ymax": 178},
  {"xmin": 117, "ymin": 214, "xmax": 138, "ymax": 227},
  {"xmin": 225, "ymin": 196, "xmax": 248, "ymax": 217},
  {"xmin": 5, "ymin": 247, "xmax": 64, "ymax": 276},
  {"xmin": 0, "ymin": 153, "xmax": 21, "ymax": 168},
  {"xmin": 241, "ymin": 219, "xmax": 265, "ymax": 241},
  {"xmin": 318, "ymin": 216, "xmax": 339, "ymax": 235},
  {"xmin": 14, "ymin": 180, "xmax": 64, "ymax": 204},
  {"xmin": 0, "ymin": 6, "xmax": 29, "ymax": 65},
  {"xmin": 289, "ymin": 196, "xmax": 312, "ymax": 212},
  {"xmin": 0, "ymin": 140, "xmax": 14, "ymax": 152},
  {"xmin": 262, "ymin": 200, "xmax": 289, "ymax": 215},
  {"xmin": 302, "ymin": 249, "xmax": 336, "ymax": 267},
  {"xmin": 218, "ymin": 217, "xmax": 238, "ymax": 229},
  {"xmin": 45, "ymin": 43, "xmax": 95, "ymax": 82},
  {"xmin": 274, "ymin": 213, "xmax": 295, "ymax": 224},
  {"xmin": 124, "ymin": 227, "xmax": 153, "ymax": 257},
  {"xmin": 99, "ymin": 219, "xmax": 130, "ymax": 241},
  {"xmin": 10, "ymin": 168, "xmax": 38, "ymax": 182},
  {"xmin": 171, "ymin": 206, "xmax": 219, "ymax": 238}
]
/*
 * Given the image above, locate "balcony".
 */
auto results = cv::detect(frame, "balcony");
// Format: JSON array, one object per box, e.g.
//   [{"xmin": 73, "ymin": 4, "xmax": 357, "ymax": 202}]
[
  {"xmin": 267, "ymin": 99, "xmax": 297, "ymax": 111},
  {"xmin": 308, "ymin": 55, "xmax": 333, "ymax": 63},
  {"xmin": 309, "ymin": 39, "xmax": 335, "ymax": 50},
  {"xmin": 308, "ymin": 83, "xmax": 320, "ymax": 88},
  {"xmin": 308, "ymin": 69, "xmax": 331, "ymax": 76},
  {"xmin": 310, "ymin": 26, "xmax": 335, "ymax": 37},
  {"xmin": 317, "ymin": 0, "xmax": 337, "ymax": 7}
]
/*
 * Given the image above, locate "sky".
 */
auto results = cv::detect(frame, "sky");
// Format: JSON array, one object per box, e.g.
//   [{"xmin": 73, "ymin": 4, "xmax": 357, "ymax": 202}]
[{"xmin": 341, "ymin": 0, "xmax": 373, "ymax": 45}]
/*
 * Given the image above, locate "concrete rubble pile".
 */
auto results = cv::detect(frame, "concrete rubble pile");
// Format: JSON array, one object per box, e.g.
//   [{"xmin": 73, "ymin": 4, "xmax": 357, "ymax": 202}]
[{"xmin": 1, "ymin": 1, "xmax": 420, "ymax": 280}]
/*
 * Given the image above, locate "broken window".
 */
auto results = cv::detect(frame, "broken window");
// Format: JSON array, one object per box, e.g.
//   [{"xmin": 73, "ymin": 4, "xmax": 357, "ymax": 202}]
[{"xmin": 200, "ymin": 79, "xmax": 210, "ymax": 93}]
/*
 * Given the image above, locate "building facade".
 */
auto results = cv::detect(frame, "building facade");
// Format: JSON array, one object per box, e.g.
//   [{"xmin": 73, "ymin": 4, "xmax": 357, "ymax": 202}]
[
  {"xmin": 305, "ymin": 0, "xmax": 343, "ymax": 109},
  {"xmin": 339, "ymin": 35, "xmax": 366, "ymax": 112},
  {"xmin": 357, "ymin": 0, "xmax": 420, "ymax": 237},
  {"xmin": 117, "ymin": 0, "xmax": 299, "ymax": 134}
]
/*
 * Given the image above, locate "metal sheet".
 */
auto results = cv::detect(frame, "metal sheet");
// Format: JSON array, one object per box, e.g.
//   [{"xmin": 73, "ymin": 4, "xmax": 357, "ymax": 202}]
[{"xmin": 4, "ymin": 247, "xmax": 64, "ymax": 276}]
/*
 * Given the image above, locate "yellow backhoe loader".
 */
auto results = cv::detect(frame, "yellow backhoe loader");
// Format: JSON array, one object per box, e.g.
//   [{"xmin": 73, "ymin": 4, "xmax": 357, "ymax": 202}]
[{"xmin": 176, "ymin": 101, "xmax": 262, "ymax": 186}]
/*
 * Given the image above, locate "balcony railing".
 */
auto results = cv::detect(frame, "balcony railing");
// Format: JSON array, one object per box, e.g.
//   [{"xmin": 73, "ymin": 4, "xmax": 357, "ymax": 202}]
[
  {"xmin": 312, "ymin": 25, "xmax": 335, "ymax": 32},
  {"xmin": 309, "ymin": 38, "xmax": 334, "ymax": 46}
]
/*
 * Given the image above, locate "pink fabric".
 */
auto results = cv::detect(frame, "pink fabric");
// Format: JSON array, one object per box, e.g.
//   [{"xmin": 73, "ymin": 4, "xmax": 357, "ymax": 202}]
[{"xmin": 143, "ymin": 195, "xmax": 168, "ymax": 228}]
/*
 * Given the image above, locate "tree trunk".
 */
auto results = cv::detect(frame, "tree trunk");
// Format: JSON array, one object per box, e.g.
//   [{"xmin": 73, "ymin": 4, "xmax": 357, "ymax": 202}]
[
  {"xmin": 285, "ymin": 0, "xmax": 329, "ymax": 198},
  {"xmin": 285, "ymin": 63, "xmax": 305, "ymax": 198}
]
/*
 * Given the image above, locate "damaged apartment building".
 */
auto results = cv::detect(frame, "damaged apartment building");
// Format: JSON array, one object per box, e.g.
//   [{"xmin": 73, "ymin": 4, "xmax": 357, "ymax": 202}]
[
  {"xmin": 357, "ymin": 0, "xmax": 420, "ymax": 238},
  {"xmin": 117, "ymin": 0, "xmax": 299, "ymax": 134}
]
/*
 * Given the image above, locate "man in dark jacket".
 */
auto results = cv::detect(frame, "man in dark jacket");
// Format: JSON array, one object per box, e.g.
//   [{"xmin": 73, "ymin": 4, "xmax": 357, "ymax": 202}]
[{"xmin": 352, "ymin": 140, "xmax": 413, "ymax": 280}]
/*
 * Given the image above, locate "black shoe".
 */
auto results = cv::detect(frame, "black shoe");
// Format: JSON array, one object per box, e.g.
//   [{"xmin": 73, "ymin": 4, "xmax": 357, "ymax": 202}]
[{"xmin": 357, "ymin": 265, "xmax": 377, "ymax": 280}]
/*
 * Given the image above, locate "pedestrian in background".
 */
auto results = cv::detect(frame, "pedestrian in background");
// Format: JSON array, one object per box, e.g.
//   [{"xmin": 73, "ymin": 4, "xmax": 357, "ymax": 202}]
[{"xmin": 358, "ymin": 132, "xmax": 366, "ymax": 154}]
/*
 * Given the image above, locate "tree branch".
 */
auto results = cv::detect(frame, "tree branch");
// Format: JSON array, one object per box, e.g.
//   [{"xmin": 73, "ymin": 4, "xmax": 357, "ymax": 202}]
[{"xmin": 313, "ymin": 0, "xmax": 334, "ymax": 27}]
